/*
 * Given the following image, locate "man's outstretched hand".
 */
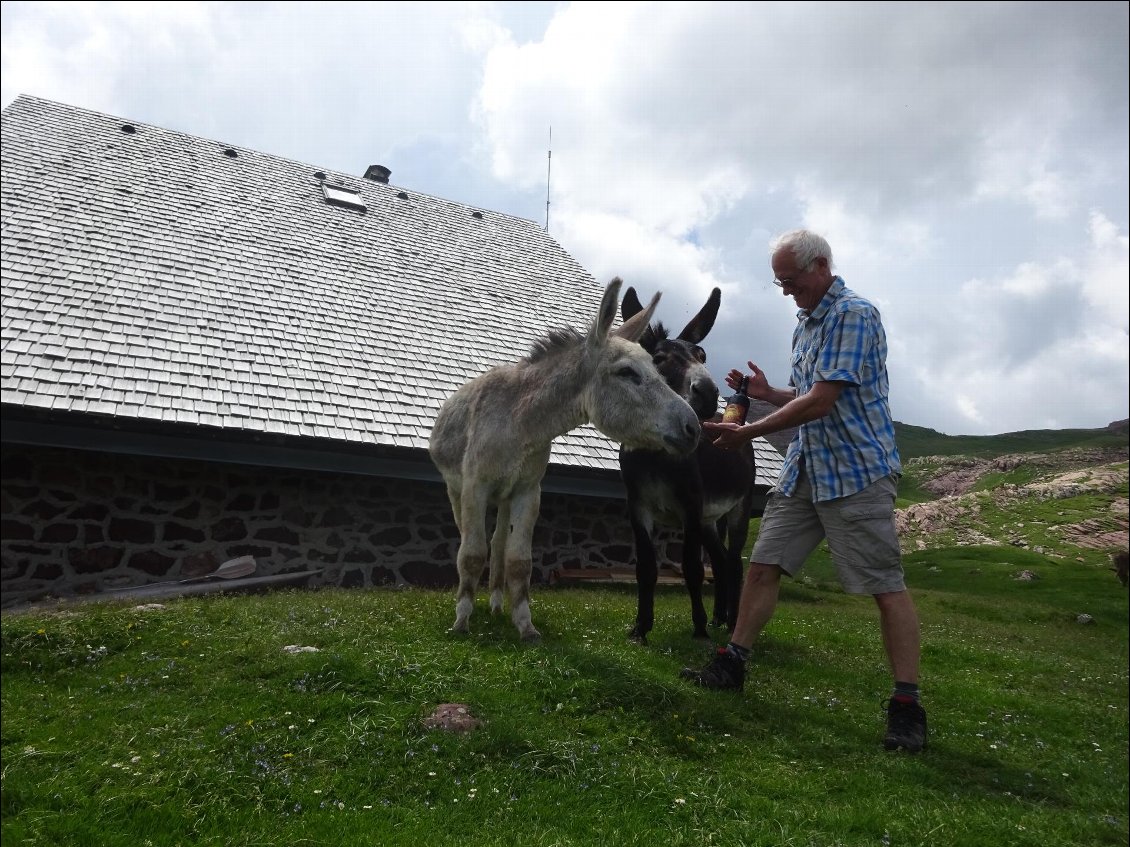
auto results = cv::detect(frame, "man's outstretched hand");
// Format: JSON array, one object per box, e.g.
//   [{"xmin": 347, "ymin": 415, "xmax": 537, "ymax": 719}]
[{"xmin": 702, "ymin": 420, "xmax": 748, "ymax": 450}]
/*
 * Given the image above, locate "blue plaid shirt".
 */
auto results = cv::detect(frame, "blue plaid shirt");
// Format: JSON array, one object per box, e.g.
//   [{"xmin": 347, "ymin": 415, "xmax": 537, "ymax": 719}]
[{"xmin": 775, "ymin": 276, "xmax": 901, "ymax": 502}]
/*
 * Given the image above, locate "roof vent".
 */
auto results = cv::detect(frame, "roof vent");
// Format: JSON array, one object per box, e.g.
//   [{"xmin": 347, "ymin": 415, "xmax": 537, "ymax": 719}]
[
  {"xmin": 364, "ymin": 164, "xmax": 391, "ymax": 184},
  {"xmin": 121, "ymin": 124, "xmax": 136, "ymax": 134},
  {"xmin": 471, "ymin": 211, "xmax": 483, "ymax": 219},
  {"xmin": 396, "ymin": 191, "xmax": 409, "ymax": 200}
]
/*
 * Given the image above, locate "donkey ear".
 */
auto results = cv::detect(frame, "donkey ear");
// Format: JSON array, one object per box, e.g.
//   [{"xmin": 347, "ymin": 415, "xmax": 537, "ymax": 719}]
[
  {"xmin": 592, "ymin": 277, "xmax": 625, "ymax": 346},
  {"xmin": 615, "ymin": 290, "xmax": 661, "ymax": 342},
  {"xmin": 620, "ymin": 286, "xmax": 644, "ymax": 321},
  {"xmin": 619, "ymin": 285, "xmax": 657, "ymax": 350},
  {"xmin": 677, "ymin": 287, "xmax": 721, "ymax": 344}
]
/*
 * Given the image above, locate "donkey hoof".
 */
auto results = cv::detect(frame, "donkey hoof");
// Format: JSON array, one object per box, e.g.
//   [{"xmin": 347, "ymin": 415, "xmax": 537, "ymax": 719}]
[
  {"xmin": 520, "ymin": 629, "xmax": 542, "ymax": 644},
  {"xmin": 692, "ymin": 631, "xmax": 713, "ymax": 643},
  {"xmin": 628, "ymin": 626, "xmax": 648, "ymax": 645}
]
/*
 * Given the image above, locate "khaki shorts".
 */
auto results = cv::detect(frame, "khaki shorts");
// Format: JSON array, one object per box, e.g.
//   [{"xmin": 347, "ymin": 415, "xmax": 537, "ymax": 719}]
[{"xmin": 750, "ymin": 468, "xmax": 905, "ymax": 595}]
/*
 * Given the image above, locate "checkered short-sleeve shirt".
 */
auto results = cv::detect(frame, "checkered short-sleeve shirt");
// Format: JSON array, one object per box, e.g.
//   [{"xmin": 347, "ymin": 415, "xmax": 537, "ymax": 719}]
[{"xmin": 775, "ymin": 277, "xmax": 902, "ymax": 502}]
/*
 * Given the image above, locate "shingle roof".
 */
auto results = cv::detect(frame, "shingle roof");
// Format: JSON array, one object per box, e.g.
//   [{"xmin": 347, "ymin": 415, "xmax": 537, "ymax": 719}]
[
  {"xmin": 1, "ymin": 94, "xmax": 782, "ymax": 486},
  {"xmin": 747, "ymin": 399, "xmax": 797, "ymax": 457}
]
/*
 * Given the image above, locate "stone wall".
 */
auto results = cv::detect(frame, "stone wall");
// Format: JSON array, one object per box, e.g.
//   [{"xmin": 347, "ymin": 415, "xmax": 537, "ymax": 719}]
[{"xmin": 1, "ymin": 444, "xmax": 658, "ymax": 609}]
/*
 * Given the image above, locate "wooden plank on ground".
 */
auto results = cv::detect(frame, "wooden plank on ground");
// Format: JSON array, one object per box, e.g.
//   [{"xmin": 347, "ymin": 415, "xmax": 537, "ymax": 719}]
[{"xmin": 549, "ymin": 566, "xmax": 713, "ymax": 586}]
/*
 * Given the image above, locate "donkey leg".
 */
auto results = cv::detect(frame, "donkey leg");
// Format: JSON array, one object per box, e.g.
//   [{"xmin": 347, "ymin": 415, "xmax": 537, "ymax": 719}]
[
  {"xmin": 703, "ymin": 520, "xmax": 732, "ymax": 628},
  {"xmin": 628, "ymin": 512, "xmax": 658, "ymax": 644},
  {"xmin": 722, "ymin": 505, "xmax": 752, "ymax": 630},
  {"xmin": 452, "ymin": 489, "xmax": 490, "ymax": 634},
  {"xmin": 681, "ymin": 522, "xmax": 710, "ymax": 640},
  {"xmin": 488, "ymin": 501, "xmax": 510, "ymax": 616},
  {"xmin": 445, "ymin": 482, "xmax": 463, "ymax": 533},
  {"xmin": 504, "ymin": 486, "xmax": 542, "ymax": 642}
]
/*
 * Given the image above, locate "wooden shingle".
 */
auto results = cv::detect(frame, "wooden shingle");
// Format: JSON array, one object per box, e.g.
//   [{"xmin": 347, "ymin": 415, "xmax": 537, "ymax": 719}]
[{"xmin": 1, "ymin": 95, "xmax": 782, "ymax": 488}]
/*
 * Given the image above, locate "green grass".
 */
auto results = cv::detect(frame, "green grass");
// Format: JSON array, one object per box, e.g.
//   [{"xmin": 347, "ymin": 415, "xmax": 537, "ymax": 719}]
[
  {"xmin": 3, "ymin": 556, "xmax": 1127, "ymax": 847},
  {"xmin": 4, "ymin": 432, "xmax": 1127, "ymax": 846},
  {"xmin": 893, "ymin": 473, "xmax": 936, "ymax": 506}
]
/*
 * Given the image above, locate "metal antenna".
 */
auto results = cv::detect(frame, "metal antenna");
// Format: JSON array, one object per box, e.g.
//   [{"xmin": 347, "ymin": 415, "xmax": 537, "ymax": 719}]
[{"xmin": 545, "ymin": 126, "xmax": 552, "ymax": 232}]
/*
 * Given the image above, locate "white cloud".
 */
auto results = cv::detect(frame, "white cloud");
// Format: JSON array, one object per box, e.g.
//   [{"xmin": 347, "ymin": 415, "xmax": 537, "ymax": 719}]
[
  {"xmin": 3, "ymin": 0, "xmax": 1127, "ymax": 434},
  {"xmin": 1, "ymin": 1, "xmax": 216, "ymax": 114},
  {"xmin": 887, "ymin": 211, "xmax": 1128, "ymax": 433},
  {"xmin": 1082, "ymin": 210, "xmax": 1130, "ymax": 315},
  {"xmin": 471, "ymin": 0, "xmax": 1128, "ymax": 433}
]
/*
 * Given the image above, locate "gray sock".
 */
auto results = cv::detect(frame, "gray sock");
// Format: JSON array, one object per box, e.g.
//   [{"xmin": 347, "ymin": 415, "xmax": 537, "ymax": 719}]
[{"xmin": 893, "ymin": 681, "xmax": 920, "ymax": 702}]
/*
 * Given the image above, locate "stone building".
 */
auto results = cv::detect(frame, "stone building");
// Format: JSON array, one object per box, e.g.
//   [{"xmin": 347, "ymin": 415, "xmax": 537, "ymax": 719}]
[{"xmin": 1, "ymin": 95, "xmax": 782, "ymax": 608}]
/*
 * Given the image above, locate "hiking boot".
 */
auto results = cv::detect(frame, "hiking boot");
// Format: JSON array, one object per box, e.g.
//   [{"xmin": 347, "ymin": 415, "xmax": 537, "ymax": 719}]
[
  {"xmin": 680, "ymin": 647, "xmax": 745, "ymax": 691},
  {"xmin": 883, "ymin": 696, "xmax": 928, "ymax": 752}
]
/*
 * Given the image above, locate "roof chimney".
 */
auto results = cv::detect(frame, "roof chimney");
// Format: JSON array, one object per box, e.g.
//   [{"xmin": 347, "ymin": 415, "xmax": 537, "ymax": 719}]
[{"xmin": 363, "ymin": 164, "xmax": 391, "ymax": 184}]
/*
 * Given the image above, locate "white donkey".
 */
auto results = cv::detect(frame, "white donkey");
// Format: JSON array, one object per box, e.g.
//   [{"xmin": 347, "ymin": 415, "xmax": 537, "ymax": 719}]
[{"xmin": 429, "ymin": 277, "xmax": 701, "ymax": 641}]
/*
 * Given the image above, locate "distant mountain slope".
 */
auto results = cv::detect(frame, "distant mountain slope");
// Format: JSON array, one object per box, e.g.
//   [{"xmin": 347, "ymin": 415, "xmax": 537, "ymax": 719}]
[
  {"xmin": 894, "ymin": 419, "xmax": 1129, "ymax": 459},
  {"xmin": 903, "ymin": 446, "xmax": 1128, "ymax": 498},
  {"xmin": 896, "ymin": 453, "xmax": 1128, "ymax": 558},
  {"xmin": 892, "ymin": 417, "xmax": 1127, "ymax": 564},
  {"xmin": 745, "ymin": 414, "xmax": 1128, "ymax": 461}
]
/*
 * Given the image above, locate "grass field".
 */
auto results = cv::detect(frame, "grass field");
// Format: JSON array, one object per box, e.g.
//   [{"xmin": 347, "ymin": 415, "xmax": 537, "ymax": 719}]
[
  {"xmin": 2, "ymin": 541, "xmax": 1126, "ymax": 847},
  {"xmin": 4, "ymin": 429, "xmax": 1126, "ymax": 845}
]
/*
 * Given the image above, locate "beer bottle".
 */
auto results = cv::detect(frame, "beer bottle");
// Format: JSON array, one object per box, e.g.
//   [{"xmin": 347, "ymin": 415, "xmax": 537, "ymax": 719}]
[{"xmin": 722, "ymin": 376, "xmax": 750, "ymax": 425}]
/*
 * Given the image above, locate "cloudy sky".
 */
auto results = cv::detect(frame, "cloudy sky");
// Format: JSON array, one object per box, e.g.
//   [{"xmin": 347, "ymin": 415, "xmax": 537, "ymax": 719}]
[{"xmin": 3, "ymin": 1, "xmax": 1127, "ymax": 436}]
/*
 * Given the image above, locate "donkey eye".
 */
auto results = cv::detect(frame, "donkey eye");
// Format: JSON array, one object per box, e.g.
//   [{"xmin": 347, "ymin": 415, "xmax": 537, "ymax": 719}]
[
  {"xmin": 692, "ymin": 346, "xmax": 706, "ymax": 363},
  {"xmin": 615, "ymin": 365, "xmax": 641, "ymax": 383}
]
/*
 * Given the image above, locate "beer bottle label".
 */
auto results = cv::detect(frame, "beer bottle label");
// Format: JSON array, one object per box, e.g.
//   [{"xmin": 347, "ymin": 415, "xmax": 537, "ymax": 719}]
[
  {"xmin": 721, "ymin": 375, "xmax": 749, "ymax": 424},
  {"xmin": 722, "ymin": 397, "xmax": 748, "ymax": 424}
]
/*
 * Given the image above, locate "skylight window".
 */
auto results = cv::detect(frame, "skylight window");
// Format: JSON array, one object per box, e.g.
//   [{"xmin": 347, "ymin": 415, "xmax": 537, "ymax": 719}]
[{"xmin": 321, "ymin": 183, "xmax": 366, "ymax": 210}]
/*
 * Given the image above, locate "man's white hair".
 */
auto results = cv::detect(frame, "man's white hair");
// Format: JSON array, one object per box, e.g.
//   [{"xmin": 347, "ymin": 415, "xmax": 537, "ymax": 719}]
[{"xmin": 771, "ymin": 229, "xmax": 834, "ymax": 272}]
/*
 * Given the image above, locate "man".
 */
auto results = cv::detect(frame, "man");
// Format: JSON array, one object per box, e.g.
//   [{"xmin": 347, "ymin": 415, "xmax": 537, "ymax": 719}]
[{"xmin": 681, "ymin": 229, "xmax": 927, "ymax": 754}]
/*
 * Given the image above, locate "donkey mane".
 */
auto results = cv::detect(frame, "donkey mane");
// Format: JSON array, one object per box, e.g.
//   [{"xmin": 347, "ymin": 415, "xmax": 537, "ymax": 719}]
[{"xmin": 524, "ymin": 327, "xmax": 584, "ymax": 364}]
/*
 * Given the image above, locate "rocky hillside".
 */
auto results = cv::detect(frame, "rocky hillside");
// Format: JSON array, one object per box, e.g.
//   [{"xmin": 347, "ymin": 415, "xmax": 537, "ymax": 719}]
[{"xmin": 895, "ymin": 446, "xmax": 1128, "ymax": 557}]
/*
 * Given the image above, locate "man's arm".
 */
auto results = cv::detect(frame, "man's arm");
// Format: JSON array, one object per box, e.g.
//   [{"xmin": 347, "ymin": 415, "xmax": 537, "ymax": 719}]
[
  {"xmin": 751, "ymin": 384, "xmax": 799, "ymax": 409},
  {"xmin": 705, "ymin": 381, "xmax": 845, "ymax": 449}
]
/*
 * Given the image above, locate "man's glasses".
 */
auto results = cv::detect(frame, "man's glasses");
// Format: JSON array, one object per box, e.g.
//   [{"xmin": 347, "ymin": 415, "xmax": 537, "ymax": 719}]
[{"xmin": 772, "ymin": 262, "xmax": 814, "ymax": 288}]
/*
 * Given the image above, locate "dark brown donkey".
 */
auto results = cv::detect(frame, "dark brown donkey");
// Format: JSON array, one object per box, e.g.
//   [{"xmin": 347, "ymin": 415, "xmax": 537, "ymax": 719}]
[{"xmin": 619, "ymin": 287, "xmax": 756, "ymax": 643}]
